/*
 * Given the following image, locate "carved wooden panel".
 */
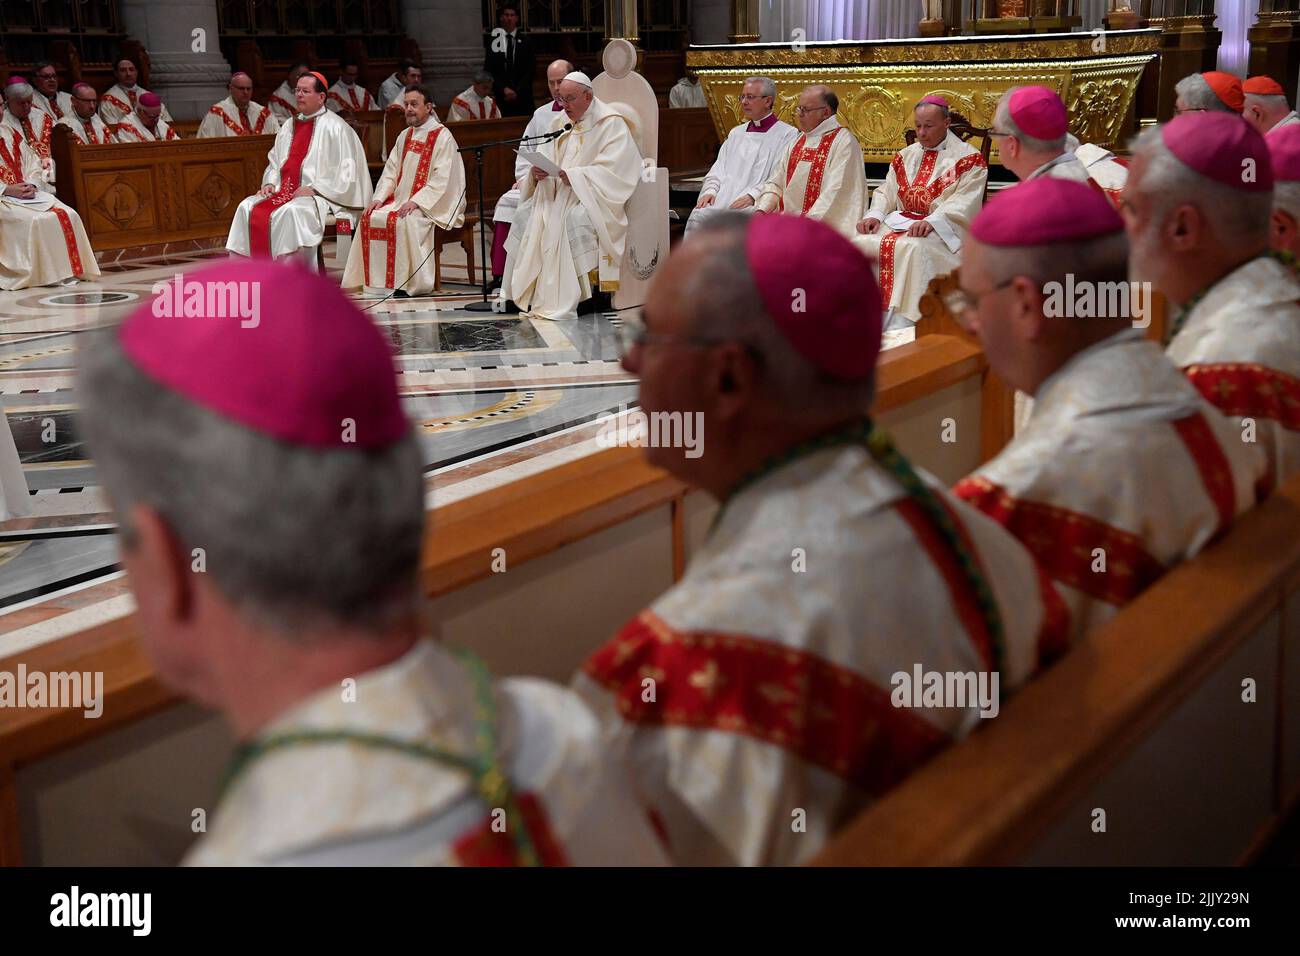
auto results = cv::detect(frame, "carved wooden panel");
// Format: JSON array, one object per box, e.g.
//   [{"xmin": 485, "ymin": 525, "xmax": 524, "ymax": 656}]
[
  {"xmin": 83, "ymin": 168, "xmax": 157, "ymax": 234},
  {"xmin": 182, "ymin": 160, "xmax": 249, "ymax": 226}
]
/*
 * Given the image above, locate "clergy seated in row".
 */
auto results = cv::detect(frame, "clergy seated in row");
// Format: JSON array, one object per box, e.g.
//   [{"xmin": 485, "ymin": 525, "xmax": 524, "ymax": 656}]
[
  {"xmin": 490, "ymin": 59, "xmax": 572, "ymax": 285},
  {"xmin": 0, "ymin": 105, "xmax": 99, "ymax": 290},
  {"xmin": 756, "ymin": 85, "xmax": 866, "ymax": 239},
  {"xmin": 327, "ymin": 59, "xmax": 378, "ymax": 114},
  {"xmin": 56, "ymin": 84, "xmax": 116, "ymax": 145},
  {"xmin": 1243, "ymin": 76, "xmax": 1300, "ymax": 137},
  {"xmin": 342, "ymin": 86, "xmax": 466, "ymax": 298},
  {"xmin": 1270, "ymin": 125, "xmax": 1300, "ymax": 263},
  {"xmin": 669, "ymin": 71, "xmax": 706, "ymax": 109},
  {"xmin": 854, "ymin": 95, "xmax": 986, "ymax": 329},
  {"xmin": 380, "ymin": 59, "xmax": 422, "ymax": 111},
  {"xmin": 99, "ymin": 58, "xmax": 173, "ymax": 125},
  {"xmin": 685, "ymin": 75, "xmax": 797, "ymax": 237},
  {"xmin": 226, "ymin": 72, "xmax": 372, "ymax": 268},
  {"xmin": 268, "ymin": 62, "xmax": 312, "ymax": 122},
  {"xmin": 993, "ymin": 87, "xmax": 1090, "ymax": 185},
  {"xmin": 30, "ymin": 61, "xmax": 73, "ymax": 123},
  {"xmin": 385, "ymin": 64, "xmax": 425, "ymax": 110},
  {"xmin": 1174, "ymin": 70, "xmax": 1244, "ymax": 117},
  {"xmin": 574, "ymin": 213, "xmax": 1059, "ymax": 866},
  {"xmin": 1125, "ymin": 111, "xmax": 1300, "ymax": 491},
  {"xmin": 2, "ymin": 82, "xmax": 55, "ymax": 186},
  {"xmin": 114, "ymin": 93, "xmax": 180, "ymax": 142},
  {"xmin": 447, "ymin": 71, "xmax": 501, "ymax": 122},
  {"xmin": 75, "ymin": 260, "xmax": 669, "ymax": 867},
  {"xmin": 198, "ymin": 73, "xmax": 279, "ymax": 139},
  {"xmin": 953, "ymin": 179, "xmax": 1264, "ymax": 643},
  {"xmin": 500, "ymin": 71, "xmax": 640, "ymax": 319}
]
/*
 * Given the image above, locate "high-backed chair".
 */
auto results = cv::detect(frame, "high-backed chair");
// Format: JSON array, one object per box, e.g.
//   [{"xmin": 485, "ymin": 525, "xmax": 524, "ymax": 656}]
[{"xmin": 591, "ymin": 39, "xmax": 670, "ymax": 311}]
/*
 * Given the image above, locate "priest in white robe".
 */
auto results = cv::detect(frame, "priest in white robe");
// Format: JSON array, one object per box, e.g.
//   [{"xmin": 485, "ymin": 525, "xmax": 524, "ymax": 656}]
[
  {"xmin": 197, "ymin": 73, "xmax": 279, "ymax": 139},
  {"xmin": 30, "ymin": 62, "xmax": 73, "ymax": 123},
  {"xmin": 326, "ymin": 60, "xmax": 377, "ymax": 114},
  {"xmin": 855, "ymin": 95, "xmax": 987, "ymax": 327},
  {"xmin": 98, "ymin": 58, "xmax": 172, "ymax": 125},
  {"xmin": 447, "ymin": 72, "xmax": 501, "ymax": 122},
  {"xmin": 342, "ymin": 86, "xmax": 466, "ymax": 297},
  {"xmin": 501, "ymin": 71, "xmax": 641, "ymax": 319},
  {"xmin": 55, "ymin": 84, "xmax": 115, "ymax": 145},
  {"xmin": 226, "ymin": 72, "xmax": 372, "ymax": 265},
  {"xmin": 490, "ymin": 59, "xmax": 572, "ymax": 282},
  {"xmin": 268, "ymin": 63, "xmax": 311, "ymax": 122},
  {"xmin": 0, "ymin": 118, "xmax": 99, "ymax": 290},
  {"xmin": 113, "ymin": 93, "xmax": 180, "ymax": 142},
  {"xmin": 668, "ymin": 73, "xmax": 706, "ymax": 109},
  {"xmin": 379, "ymin": 61, "xmax": 421, "ymax": 111},
  {"xmin": 1, "ymin": 83, "xmax": 54, "ymax": 186},
  {"xmin": 686, "ymin": 75, "xmax": 797, "ymax": 236},
  {"xmin": 755, "ymin": 85, "xmax": 867, "ymax": 239}
]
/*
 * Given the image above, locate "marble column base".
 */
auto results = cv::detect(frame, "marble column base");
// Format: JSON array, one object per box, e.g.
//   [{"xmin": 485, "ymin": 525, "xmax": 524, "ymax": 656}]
[{"xmin": 141, "ymin": 52, "xmax": 232, "ymax": 123}]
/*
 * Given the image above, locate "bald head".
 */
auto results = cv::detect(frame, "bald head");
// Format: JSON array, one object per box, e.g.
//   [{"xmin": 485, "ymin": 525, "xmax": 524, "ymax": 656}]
[{"xmin": 546, "ymin": 59, "xmax": 575, "ymax": 103}]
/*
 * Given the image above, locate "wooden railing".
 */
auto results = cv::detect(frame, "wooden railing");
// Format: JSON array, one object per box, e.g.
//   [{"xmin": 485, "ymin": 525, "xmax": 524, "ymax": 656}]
[{"xmin": 815, "ymin": 472, "xmax": 1300, "ymax": 865}]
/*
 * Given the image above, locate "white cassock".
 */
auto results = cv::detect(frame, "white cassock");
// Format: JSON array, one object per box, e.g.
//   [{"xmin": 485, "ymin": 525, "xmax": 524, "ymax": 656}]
[
  {"xmin": 113, "ymin": 111, "xmax": 179, "ymax": 142},
  {"xmin": 573, "ymin": 440, "xmax": 1057, "ymax": 866},
  {"xmin": 326, "ymin": 82, "xmax": 377, "ymax": 113},
  {"xmin": 854, "ymin": 130, "xmax": 987, "ymax": 324},
  {"xmin": 956, "ymin": 329, "xmax": 1265, "ymax": 644},
  {"xmin": 185, "ymin": 640, "xmax": 670, "ymax": 866},
  {"xmin": 55, "ymin": 113, "xmax": 115, "ymax": 145},
  {"xmin": 1167, "ymin": 255, "xmax": 1300, "ymax": 492},
  {"xmin": 98, "ymin": 84, "xmax": 172, "ymax": 125},
  {"xmin": 197, "ymin": 97, "xmax": 280, "ymax": 138},
  {"xmin": 492, "ymin": 101, "xmax": 565, "ymax": 229},
  {"xmin": 668, "ymin": 78, "xmax": 706, "ymax": 109},
  {"xmin": 266, "ymin": 81, "xmax": 298, "ymax": 122},
  {"xmin": 3, "ymin": 111, "xmax": 55, "ymax": 186},
  {"xmin": 1074, "ymin": 142, "xmax": 1128, "ymax": 207},
  {"xmin": 756, "ymin": 115, "xmax": 868, "ymax": 239},
  {"xmin": 0, "ymin": 124, "xmax": 99, "ymax": 291},
  {"xmin": 501, "ymin": 96, "xmax": 641, "ymax": 319},
  {"xmin": 32, "ymin": 89, "xmax": 74, "ymax": 123},
  {"xmin": 342, "ymin": 115, "xmax": 466, "ymax": 295},
  {"xmin": 227, "ymin": 108, "xmax": 372, "ymax": 259},
  {"xmin": 685, "ymin": 113, "xmax": 798, "ymax": 235},
  {"xmin": 447, "ymin": 87, "xmax": 500, "ymax": 122},
  {"xmin": 379, "ymin": 74, "xmax": 406, "ymax": 111}
]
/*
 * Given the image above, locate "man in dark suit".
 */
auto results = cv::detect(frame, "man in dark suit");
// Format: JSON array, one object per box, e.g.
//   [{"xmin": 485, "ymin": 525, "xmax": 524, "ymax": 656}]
[{"xmin": 484, "ymin": 3, "xmax": 535, "ymax": 118}]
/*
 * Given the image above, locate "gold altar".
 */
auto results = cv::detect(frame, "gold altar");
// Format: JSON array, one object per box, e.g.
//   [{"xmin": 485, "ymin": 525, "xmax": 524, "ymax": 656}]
[{"xmin": 687, "ymin": 30, "xmax": 1161, "ymax": 163}]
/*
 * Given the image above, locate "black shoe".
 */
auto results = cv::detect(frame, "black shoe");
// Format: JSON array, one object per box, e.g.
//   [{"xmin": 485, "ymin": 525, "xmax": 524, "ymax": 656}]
[{"xmin": 392, "ymin": 289, "xmax": 410, "ymax": 298}]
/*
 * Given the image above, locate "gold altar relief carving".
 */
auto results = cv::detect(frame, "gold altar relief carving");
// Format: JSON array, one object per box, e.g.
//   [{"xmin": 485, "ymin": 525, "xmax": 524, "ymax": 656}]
[{"xmin": 694, "ymin": 40, "xmax": 1155, "ymax": 162}]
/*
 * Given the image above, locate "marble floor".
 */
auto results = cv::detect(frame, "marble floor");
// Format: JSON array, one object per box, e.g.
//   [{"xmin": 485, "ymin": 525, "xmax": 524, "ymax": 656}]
[{"xmin": 0, "ymin": 233, "xmax": 640, "ymax": 649}]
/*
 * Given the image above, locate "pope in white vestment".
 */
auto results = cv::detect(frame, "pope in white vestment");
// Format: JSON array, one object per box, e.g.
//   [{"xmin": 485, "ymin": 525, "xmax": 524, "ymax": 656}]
[
  {"xmin": 686, "ymin": 77, "xmax": 798, "ymax": 236},
  {"xmin": 501, "ymin": 72, "xmax": 641, "ymax": 319},
  {"xmin": 756, "ymin": 87, "xmax": 868, "ymax": 239},
  {"xmin": 226, "ymin": 79, "xmax": 372, "ymax": 262},
  {"xmin": 342, "ymin": 95, "xmax": 466, "ymax": 296},
  {"xmin": 0, "ymin": 121, "xmax": 98, "ymax": 291}
]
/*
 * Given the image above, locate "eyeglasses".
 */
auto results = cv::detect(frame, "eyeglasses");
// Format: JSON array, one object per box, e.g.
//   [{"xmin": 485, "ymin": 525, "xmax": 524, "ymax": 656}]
[
  {"xmin": 943, "ymin": 278, "xmax": 1016, "ymax": 328},
  {"xmin": 1174, "ymin": 106, "xmax": 1208, "ymax": 115},
  {"xmin": 615, "ymin": 309, "xmax": 754, "ymax": 359},
  {"xmin": 794, "ymin": 105, "xmax": 829, "ymax": 115},
  {"xmin": 738, "ymin": 94, "xmax": 769, "ymax": 102}
]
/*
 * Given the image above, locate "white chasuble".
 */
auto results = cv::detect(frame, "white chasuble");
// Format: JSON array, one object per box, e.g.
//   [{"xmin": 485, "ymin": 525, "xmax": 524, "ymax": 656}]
[
  {"xmin": 755, "ymin": 115, "xmax": 868, "ymax": 239},
  {"xmin": 226, "ymin": 109, "xmax": 372, "ymax": 259},
  {"xmin": 501, "ymin": 97, "xmax": 641, "ymax": 319},
  {"xmin": 854, "ymin": 131, "xmax": 987, "ymax": 324},
  {"xmin": 342, "ymin": 116, "xmax": 466, "ymax": 295}
]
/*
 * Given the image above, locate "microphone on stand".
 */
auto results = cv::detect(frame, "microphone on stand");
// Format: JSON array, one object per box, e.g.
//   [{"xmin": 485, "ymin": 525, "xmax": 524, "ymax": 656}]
[{"xmin": 521, "ymin": 123, "xmax": 572, "ymax": 145}]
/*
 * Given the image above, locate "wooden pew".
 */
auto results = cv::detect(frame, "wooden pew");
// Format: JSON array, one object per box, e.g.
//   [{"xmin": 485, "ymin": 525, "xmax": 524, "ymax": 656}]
[
  {"xmin": 51, "ymin": 124, "xmax": 275, "ymax": 255},
  {"xmin": 658, "ymin": 107, "xmax": 721, "ymax": 178}
]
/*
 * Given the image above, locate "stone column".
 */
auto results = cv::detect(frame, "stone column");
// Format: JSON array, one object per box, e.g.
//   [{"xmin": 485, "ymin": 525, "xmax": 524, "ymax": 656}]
[
  {"xmin": 605, "ymin": 0, "xmax": 640, "ymax": 43},
  {"xmin": 1156, "ymin": 0, "xmax": 1222, "ymax": 122},
  {"xmin": 691, "ymin": 0, "xmax": 730, "ymax": 43},
  {"xmin": 403, "ymin": 0, "xmax": 484, "ymax": 109},
  {"xmin": 1249, "ymin": 2, "xmax": 1300, "ymax": 103},
  {"xmin": 119, "ymin": 0, "xmax": 231, "ymax": 122}
]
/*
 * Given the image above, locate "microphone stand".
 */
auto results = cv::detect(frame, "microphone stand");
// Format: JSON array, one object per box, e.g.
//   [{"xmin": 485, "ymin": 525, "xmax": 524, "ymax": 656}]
[{"xmin": 460, "ymin": 126, "xmax": 566, "ymax": 313}]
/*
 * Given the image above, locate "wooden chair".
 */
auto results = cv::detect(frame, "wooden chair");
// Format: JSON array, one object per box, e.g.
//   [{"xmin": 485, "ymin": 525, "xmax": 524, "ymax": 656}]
[{"xmin": 434, "ymin": 213, "xmax": 478, "ymax": 288}]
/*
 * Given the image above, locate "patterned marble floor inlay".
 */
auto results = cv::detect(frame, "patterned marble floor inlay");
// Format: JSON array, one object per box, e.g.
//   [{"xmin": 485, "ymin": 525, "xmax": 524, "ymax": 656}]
[{"xmin": 0, "ymin": 239, "xmax": 639, "ymax": 639}]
